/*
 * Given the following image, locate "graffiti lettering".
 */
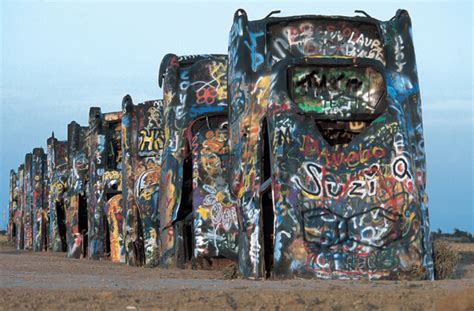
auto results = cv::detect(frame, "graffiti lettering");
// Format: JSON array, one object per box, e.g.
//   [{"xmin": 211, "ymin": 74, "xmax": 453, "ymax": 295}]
[
  {"xmin": 244, "ymin": 30, "xmax": 264, "ymax": 72},
  {"xmin": 394, "ymin": 35, "xmax": 406, "ymax": 72},
  {"xmin": 138, "ymin": 129, "xmax": 165, "ymax": 155},
  {"xmin": 293, "ymin": 162, "xmax": 382, "ymax": 199},
  {"xmin": 392, "ymin": 156, "xmax": 412, "ymax": 181},
  {"xmin": 269, "ymin": 20, "xmax": 385, "ymax": 65}
]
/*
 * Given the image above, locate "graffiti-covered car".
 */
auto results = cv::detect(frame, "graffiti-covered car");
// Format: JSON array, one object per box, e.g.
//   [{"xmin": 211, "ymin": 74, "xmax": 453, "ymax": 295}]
[
  {"xmin": 47, "ymin": 134, "xmax": 69, "ymax": 252},
  {"xmin": 88, "ymin": 108, "xmax": 124, "ymax": 261},
  {"xmin": 8, "ymin": 170, "xmax": 20, "ymax": 247},
  {"xmin": 122, "ymin": 96, "xmax": 164, "ymax": 267},
  {"xmin": 16, "ymin": 165, "xmax": 26, "ymax": 250},
  {"xmin": 158, "ymin": 54, "xmax": 239, "ymax": 268},
  {"xmin": 228, "ymin": 9, "xmax": 432, "ymax": 279},
  {"xmin": 22, "ymin": 153, "xmax": 34, "ymax": 250},
  {"xmin": 65, "ymin": 122, "xmax": 90, "ymax": 258},
  {"xmin": 31, "ymin": 147, "xmax": 48, "ymax": 252}
]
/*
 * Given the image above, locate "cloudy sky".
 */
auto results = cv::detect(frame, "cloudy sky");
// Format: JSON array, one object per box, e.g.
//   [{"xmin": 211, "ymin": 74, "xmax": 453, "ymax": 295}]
[{"xmin": 0, "ymin": 0, "xmax": 472, "ymax": 232}]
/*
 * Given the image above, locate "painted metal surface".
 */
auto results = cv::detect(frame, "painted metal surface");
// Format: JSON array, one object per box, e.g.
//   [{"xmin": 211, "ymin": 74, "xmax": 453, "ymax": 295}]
[
  {"xmin": 228, "ymin": 9, "xmax": 433, "ymax": 279},
  {"xmin": 47, "ymin": 134, "xmax": 69, "ymax": 252},
  {"xmin": 66, "ymin": 122, "xmax": 90, "ymax": 258},
  {"xmin": 15, "ymin": 165, "xmax": 26, "ymax": 250},
  {"xmin": 122, "ymin": 96, "xmax": 164, "ymax": 267},
  {"xmin": 23, "ymin": 153, "xmax": 34, "ymax": 250},
  {"xmin": 31, "ymin": 148, "xmax": 48, "ymax": 252},
  {"xmin": 158, "ymin": 54, "xmax": 239, "ymax": 268},
  {"xmin": 88, "ymin": 108, "xmax": 123, "ymax": 260},
  {"xmin": 7, "ymin": 170, "xmax": 19, "ymax": 247}
]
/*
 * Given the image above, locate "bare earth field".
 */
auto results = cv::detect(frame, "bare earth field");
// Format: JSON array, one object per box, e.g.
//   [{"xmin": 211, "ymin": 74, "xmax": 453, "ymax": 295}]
[{"xmin": 0, "ymin": 236, "xmax": 473, "ymax": 310}]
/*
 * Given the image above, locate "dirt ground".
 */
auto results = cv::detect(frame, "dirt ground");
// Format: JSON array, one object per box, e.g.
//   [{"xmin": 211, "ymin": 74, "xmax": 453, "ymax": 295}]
[{"xmin": 0, "ymin": 236, "xmax": 473, "ymax": 310}]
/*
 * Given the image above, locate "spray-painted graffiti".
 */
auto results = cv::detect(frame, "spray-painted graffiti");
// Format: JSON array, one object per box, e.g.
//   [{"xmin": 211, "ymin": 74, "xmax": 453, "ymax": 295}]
[
  {"xmin": 228, "ymin": 9, "xmax": 432, "ymax": 280},
  {"xmin": 289, "ymin": 66, "xmax": 386, "ymax": 116},
  {"xmin": 65, "ymin": 122, "xmax": 90, "ymax": 258},
  {"xmin": 105, "ymin": 194, "xmax": 124, "ymax": 263},
  {"xmin": 122, "ymin": 97, "xmax": 164, "ymax": 267},
  {"xmin": 192, "ymin": 118, "xmax": 239, "ymax": 259},
  {"xmin": 158, "ymin": 54, "xmax": 238, "ymax": 268},
  {"xmin": 268, "ymin": 19, "xmax": 385, "ymax": 65},
  {"xmin": 16, "ymin": 165, "xmax": 26, "ymax": 250},
  {"xmin": 31, "ymin": 148, "xmax": 47, "ymax": 252},
  {"xmin": 6, "ymin": 9, "xmax": 431, "ymax": 282},
  {"xmin": 88, "ymin": 108, "xmax": 124, "ymax": 261},
  {"xmin": 47, "ymin": 135, "xmax": 69, "ymax": 252},
  {"xmin": 279, "ymin": 119, "xmax": 423, "ymax": 278},
  {"xmin": 7, "ymin": 170, "xmax": 20, "ymax": 248},
  {"xmin": 23, "ymin": 153, "xmax": 33, "ymax": 250}
]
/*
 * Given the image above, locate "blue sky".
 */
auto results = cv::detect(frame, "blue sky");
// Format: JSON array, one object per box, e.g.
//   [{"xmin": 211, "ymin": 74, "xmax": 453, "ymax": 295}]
[{"xmin": 0, "ymin": 0, "xmax": 472, "ymax": 232}]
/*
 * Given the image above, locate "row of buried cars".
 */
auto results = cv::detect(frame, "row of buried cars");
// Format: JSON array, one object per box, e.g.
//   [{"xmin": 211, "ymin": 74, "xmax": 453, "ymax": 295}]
[{"xmin": 7, "ymin": 9, "xmax": 434, "ymax": 280}]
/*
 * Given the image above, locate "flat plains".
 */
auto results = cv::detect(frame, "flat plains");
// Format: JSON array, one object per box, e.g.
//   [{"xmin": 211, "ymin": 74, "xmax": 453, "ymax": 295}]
[{"xmin": 0, "ymin": 236, "xmax": 473, "ymax": 310}]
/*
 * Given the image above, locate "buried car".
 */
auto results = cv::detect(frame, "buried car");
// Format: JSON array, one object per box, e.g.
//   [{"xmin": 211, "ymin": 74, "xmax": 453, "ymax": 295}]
[
  {"xmin": 65, "ymin": 121, "xmax": 90, "ymax": 258},
  {"xmin": 158, "ymin": 54, "xmax": 239, "ymax": 268},
  {"xmin": 8, "ymin": 169, "xmax": 20, "ymax": 248},
  {"xmin": 87, "ymin": 108, "xmax": 124, "ymax": 261},
  {"xmin": 122, "ymin": 96, "xmax": 164, "ymax": 267},
  {"xmin": 31, "ymin": 147, "xmax": 48, "ymax": 252},
  {"xmin": 47, "ymin": 134, "xmax": 69, "ymax": 252},
  {"xmin": 228, "ymin": 9, "xmax": 433, "ymax": 279}
]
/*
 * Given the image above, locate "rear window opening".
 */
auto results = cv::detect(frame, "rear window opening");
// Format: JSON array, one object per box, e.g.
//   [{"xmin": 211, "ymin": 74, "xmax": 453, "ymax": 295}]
[{"xmin": 289, "ymin": 65, "xmax": 387, "ymax": 146}]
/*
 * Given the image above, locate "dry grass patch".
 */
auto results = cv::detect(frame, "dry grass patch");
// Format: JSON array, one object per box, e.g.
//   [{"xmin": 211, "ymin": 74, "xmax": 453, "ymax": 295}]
[{"xmin": 433, "ymin": 239, "xmax": 460, "ymax": 279}]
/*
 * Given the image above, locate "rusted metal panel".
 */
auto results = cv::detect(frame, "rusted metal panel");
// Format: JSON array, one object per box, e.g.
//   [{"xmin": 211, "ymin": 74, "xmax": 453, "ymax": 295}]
[
  {"xmin": 228, "ymin": 9, "xmax": 432, "ymax": 279},
  {"xmin": 122, "ymin": 96, "xmax": 164, "ymax": 267},
  {"xmin": 65, "ymin": 122, "xmax": 90, "ymax": 258},
  {"xmin": 47, "ymin": 135, "xmax": 69, "ymax": 252},
  {"xmin": 158, "ymin": 54, "xmax": 239, "ymax": 268},
  {"xmin": 88, "ymin": 108, "xmax": 123, "ymax": 260}
]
